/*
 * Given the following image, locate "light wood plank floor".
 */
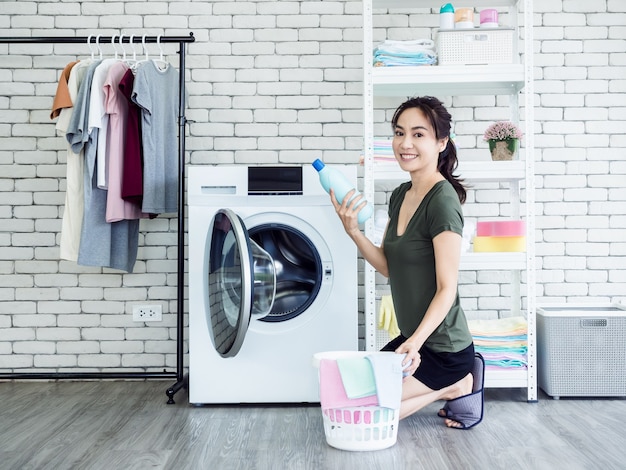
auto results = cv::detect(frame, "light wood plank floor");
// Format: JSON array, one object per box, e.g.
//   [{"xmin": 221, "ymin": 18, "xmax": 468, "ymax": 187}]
[{"xmin": 0, "ymin": 380, "xmax": 624, "ymax": 470}]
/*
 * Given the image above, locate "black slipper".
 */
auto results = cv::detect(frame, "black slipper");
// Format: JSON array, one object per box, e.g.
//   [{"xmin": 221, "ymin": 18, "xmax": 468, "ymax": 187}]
[{"xmin": 438, "ymin": 353, "xmax": 485, "ymax": 429}]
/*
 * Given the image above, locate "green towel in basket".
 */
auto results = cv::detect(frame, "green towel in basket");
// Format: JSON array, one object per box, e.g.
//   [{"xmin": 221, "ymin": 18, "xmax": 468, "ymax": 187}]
[{"xmin": 336, "ymin": 356, "xmax": 377, "ymax": 399}]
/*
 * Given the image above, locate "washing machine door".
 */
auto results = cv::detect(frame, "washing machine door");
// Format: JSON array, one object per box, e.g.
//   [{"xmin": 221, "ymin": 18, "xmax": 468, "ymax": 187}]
[{"xmin": 205, "ymin": 209, "xmax": 277, "ymax": 358}]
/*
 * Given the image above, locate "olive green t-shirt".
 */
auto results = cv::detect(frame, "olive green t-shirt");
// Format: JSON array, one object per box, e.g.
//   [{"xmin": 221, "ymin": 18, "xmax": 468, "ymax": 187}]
[{"xmin": 383, "ymin": 180, "xmax": 473, "ymax": 353}]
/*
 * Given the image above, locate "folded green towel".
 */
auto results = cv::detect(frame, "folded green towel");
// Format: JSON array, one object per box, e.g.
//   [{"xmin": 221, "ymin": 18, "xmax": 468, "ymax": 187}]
[{"xmin": 336, "ymin": 356, "xmax": 377, "ymax": 399}]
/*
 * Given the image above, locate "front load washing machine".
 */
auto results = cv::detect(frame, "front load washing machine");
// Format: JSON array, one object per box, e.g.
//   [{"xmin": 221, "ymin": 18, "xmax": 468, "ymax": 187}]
[{"xmin": 188, "ymin": 165, "xmax": 358, "ymax": 404}]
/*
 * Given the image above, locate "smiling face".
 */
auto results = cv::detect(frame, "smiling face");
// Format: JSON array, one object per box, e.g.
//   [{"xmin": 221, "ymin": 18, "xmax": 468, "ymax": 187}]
[{"xmin": 392, "ymin": 107, "xmax": 448, "ymax": 174}]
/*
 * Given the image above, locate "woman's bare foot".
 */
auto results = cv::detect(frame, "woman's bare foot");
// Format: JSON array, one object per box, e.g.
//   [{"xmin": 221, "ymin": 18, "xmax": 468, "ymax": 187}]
[
  {"xmin": 437, "ymin": 373, "xmax": 474, "ymax": 426},
  {"xmin": 444, "ymin": 417, "xmax": 465, "ymax": 428}
]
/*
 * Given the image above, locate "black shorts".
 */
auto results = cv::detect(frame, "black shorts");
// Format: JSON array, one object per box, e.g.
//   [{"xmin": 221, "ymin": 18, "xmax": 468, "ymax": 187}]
[{"xmin": 381, "ymin": 335, "xmax": 475, "ymax": 390}]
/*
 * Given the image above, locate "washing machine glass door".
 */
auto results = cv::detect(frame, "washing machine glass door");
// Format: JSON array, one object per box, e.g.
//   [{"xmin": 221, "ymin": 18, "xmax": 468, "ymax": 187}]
[{"xmin": 206, "ymin": 209, "xmax": 276, "ymax": 357}]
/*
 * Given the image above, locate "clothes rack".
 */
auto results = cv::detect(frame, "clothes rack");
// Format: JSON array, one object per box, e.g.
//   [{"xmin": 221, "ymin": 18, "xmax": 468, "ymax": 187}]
[{"xmin": 0, "ymin": 33, "xmax": 195, "ymax": 404}]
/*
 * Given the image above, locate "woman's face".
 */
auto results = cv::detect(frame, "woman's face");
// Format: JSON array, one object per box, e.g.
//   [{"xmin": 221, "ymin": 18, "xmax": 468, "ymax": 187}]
[{"xmin": 392, "ymin": 107, "xmax": 448, "ymax": 173}]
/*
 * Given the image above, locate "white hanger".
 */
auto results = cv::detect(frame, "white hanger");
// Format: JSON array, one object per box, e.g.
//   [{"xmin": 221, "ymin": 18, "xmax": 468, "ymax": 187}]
[
  {"xmin": 87, "ymin": 34, "xmax": 95, "ymax": 60},
  {"xmin": 142, "ymin": 34, "xmax": 149, "ymax": 61},
  {"xmin": 95, "ymin": 34, "xmax": 103, "ymax": 59},
  {"xmin": 157, "ymin": 35, "xmax": 164, "ymax": 62},
  {"xmin": 121, "ymin": 34, "xmax": 137, "ymax": 67},
  {"xmin": 129, "ymin": 34, "xmax": 137, "ymax": 63},
  {"xmin": 111, "ymin": 34, "xmax": 120, "ymax": 60},
  {"xmin": 119, "ymin": 34, "xmax": 127, "ymax": 61},
  {"xmin": 152, "ymin": 35, "xmax": 169, "ymax": 71},
  {"xmin": 130, "ymin": 34, "xmax": 150, "ymax": 72}
]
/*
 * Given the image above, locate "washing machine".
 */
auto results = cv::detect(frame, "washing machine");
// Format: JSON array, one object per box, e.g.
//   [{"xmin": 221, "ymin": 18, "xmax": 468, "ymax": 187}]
[{"xmin": 188, "ymin": 165, "xmax": 358, "ymax": 404}]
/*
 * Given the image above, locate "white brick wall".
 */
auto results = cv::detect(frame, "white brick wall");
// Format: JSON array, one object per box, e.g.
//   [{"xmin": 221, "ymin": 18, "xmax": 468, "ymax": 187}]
[{"xmin": 0, "ymin": 0, "xmax": 624, "ymax": 374}]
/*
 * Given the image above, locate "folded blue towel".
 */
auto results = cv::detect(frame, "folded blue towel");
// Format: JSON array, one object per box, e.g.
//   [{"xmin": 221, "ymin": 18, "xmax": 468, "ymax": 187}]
[
  {"xmin": 365, "ymin": 353, "xmax": 404, "ymax": 409},
  {"xmin": 335, "ymin": 356, "xmax": 377, "ymax": 399}
]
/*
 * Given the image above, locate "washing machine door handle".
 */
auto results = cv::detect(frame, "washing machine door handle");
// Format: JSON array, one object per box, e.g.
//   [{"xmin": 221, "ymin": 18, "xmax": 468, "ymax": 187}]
[{"xmin": 204, "ymin": 208, "xmax": 276, "ymax": 358}]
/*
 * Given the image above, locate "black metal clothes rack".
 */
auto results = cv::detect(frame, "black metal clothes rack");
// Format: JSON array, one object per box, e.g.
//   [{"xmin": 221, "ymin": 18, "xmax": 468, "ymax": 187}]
[{"xmin": 0, "ymin": 33, "xmax": 195, "ymax": 404}]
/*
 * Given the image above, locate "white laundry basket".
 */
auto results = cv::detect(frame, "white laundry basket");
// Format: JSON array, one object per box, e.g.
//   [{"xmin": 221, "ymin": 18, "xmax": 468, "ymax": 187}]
[{"xmin": 312, "ymin": 351, "xmax": 400, "ymax": 451}]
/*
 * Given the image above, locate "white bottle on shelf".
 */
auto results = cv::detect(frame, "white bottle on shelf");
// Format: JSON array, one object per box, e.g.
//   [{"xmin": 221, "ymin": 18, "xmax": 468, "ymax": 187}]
[{"xmin": 439, "ymin": 3, "xmax": 455, "ymax": 30}]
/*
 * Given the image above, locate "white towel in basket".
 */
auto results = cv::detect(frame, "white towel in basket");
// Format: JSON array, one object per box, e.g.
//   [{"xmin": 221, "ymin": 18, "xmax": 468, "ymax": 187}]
[{"xmin": 365, "ymin": 353, "xmax": 404, "ymax": 409}]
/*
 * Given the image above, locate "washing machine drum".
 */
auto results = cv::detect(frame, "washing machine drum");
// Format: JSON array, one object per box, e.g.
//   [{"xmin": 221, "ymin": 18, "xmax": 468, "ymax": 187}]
[{"xmin": 205, "ymin": 209, "xmax": 323, "ymax": 358}]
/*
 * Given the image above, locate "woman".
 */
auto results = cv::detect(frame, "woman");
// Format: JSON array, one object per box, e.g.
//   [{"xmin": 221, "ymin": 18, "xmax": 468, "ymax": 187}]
[{"xmin": 330, "ymin": 96, "xmax": 484, "ymax": 429}]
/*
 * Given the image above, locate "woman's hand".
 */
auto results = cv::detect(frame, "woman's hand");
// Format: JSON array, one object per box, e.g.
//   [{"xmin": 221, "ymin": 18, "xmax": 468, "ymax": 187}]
[
  {"xmin": 328, "ymin": 188, "xmax": 391, "ymax": 278},
  {"xmin": 395, "ymin": 339, "xmax": 421, "ymax": 380},
  {"xmin": 329, "ymin": 188, "xmax": 364, "ymax": 238}
]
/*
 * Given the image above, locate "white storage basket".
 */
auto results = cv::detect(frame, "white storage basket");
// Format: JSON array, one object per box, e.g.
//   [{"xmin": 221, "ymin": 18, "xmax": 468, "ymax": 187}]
[
  {"xmin": 312, "ymin": 351, "xmax": 400, "ymax": 451},
  {"xmin": 537, "ymin": 304, "xmax": 626, "ymax": 398},
  {"xmin": 437, "ymin": 28, "xmax": 514, "ymax": 65}
]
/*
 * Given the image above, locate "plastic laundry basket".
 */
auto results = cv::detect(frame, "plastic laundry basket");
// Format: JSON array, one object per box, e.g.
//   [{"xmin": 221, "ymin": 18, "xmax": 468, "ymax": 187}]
[{"xmin": 312, "ymin": 351, "xmax": 400, "ymax": 451}]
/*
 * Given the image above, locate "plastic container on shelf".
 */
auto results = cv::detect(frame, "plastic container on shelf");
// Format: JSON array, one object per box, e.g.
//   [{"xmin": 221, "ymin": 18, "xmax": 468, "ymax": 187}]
[
  {"xmin": 437, "ymin": 28, "xmax": 514, "ymax": 65},
  {"xmin": 476, "ymin": 219, "xmax": 525, "ymax": 237},
  {"xmin": 473, "ymin": 235, "xmax": 526, "ymax": 252},
  {"xmin": 439, "ymin": 3, "xmax": 455, "ymax": 30},
  {"xmin": 312, "ymin": 159, "xmax": 373, "ymax": 224},
  {"xmin": 480, "ymin": 8, "xmax": 499, "ymax": 28},
  {"xmin": 454, "ymin": 7, "xmax": 474, "ymax": 29}
]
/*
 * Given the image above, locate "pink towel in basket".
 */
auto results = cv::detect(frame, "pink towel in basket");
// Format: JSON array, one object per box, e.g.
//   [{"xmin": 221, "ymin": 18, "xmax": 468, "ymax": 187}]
[{"xmin": 319, "ymin": 358, "xmax": 378, "ymax": 410}]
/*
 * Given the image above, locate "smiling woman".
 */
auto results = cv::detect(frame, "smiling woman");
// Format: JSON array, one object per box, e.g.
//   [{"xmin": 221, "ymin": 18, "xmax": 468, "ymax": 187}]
[{"xmin": 328, "ymin": 96, "xmax": 483, "ymax": 429}]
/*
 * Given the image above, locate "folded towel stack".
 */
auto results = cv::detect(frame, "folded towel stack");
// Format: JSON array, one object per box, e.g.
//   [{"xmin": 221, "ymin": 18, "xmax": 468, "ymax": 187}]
[
  {"xmin": 373, "ymin": 39, "xmax": 437, "ymax": 67},
  {"xmin": 373, "ymin": 139, "xmax": 394, "ymax": 162},
  {"xmin": 468, "ymin": 316, "xmax": 528, "ymax": 371}
]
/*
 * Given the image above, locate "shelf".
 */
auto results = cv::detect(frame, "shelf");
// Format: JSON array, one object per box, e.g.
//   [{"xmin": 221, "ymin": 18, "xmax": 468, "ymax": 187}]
[
  {"xmin": 460, "ymin": 252, "xmax": 526, "ymax": 270},
  {"xmin": 485, "ymin": 368, "xmax": 529, "ymax": 389},
  {"xmin": 372, "ymin": 64, "xmax": 525, "ymax": 97},
  {"xmin": 363, "ymin": 0, "xmax": 535, "ymax": 401},
  {"xmin": 370, "ymin": 159, "xmax": 526, "ymax": 186},
  {"xmin": 375, "ymin": 0, "xmax": 520, "ymax": 9}
]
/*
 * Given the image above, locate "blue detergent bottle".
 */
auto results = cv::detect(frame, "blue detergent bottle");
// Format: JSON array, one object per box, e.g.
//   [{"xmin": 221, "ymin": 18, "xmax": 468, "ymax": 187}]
[{"xmin": 312, "ymin": 159, "xmax": 373, "ymax": 224}]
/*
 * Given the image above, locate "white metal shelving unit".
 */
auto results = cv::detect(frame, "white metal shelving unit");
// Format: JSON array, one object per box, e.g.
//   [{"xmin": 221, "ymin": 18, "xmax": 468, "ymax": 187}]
[{"xmin": 362, "ymin": 0, "xmax": 536, "ymax": 401}]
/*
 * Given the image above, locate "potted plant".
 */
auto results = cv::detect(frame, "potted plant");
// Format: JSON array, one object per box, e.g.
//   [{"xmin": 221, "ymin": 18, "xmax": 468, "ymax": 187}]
[{"xmin": 483, "ymin": 121, "xmax": 523, "ymax": 161}]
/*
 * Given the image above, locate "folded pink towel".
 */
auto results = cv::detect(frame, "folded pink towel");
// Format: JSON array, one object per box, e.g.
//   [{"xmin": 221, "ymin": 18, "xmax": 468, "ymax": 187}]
[{"xmin": 319, "ymin": 358, "xmax": 378, "ymax": 410}]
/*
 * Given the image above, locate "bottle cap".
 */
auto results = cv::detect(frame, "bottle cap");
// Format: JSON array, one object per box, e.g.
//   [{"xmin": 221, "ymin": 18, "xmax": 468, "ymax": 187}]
[
  {"xmin": 312, "ymin": 159, "xmax": 325, "ymax": 171},
  {"xmin": 440, "ymin": 3, "xmax": 454, "ymax": 13}
]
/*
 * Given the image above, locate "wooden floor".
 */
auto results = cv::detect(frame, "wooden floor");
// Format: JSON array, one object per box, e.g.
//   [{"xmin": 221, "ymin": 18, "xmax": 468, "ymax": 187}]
[{"xmin": 0, "ymin": 380, "xmax": 624, "ymax": 470}]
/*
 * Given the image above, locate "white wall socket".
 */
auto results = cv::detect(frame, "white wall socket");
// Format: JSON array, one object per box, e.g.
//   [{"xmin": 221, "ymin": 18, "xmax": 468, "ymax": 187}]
[{"xmin": 132, "ymin": 304, "xmax": 163, "ymax": 322}]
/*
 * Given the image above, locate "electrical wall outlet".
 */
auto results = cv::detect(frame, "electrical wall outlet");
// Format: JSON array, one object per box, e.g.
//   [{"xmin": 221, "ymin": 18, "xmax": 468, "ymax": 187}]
[{"xmin": 132, "ymin": 304, "xmax": 163, "ymax": 322}]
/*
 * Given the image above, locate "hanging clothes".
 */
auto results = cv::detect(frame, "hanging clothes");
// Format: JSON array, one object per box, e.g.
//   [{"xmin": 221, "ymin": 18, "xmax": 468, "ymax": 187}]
[
  {"xmin": 53, "ymin": 48, "xmax": 181, "ymax": 273},
  {"xmin": 103, "ymin": 61, "xmax": 148, "ymax": 222},
  {"xmin": 66, "ymin": 59, "xmax": 139, "ymax": 273},
  {"xmin": 89, "ymin": 58, "xmax": 118, "ymax": 190},
  {"xmin": 50, "ymin": 60, "xmax": 78, "ymax": 120},
  {"xmin": 118, "ymin": 68, "xmax": 146, "ymax": 208},
  {"xmin": 132, "ymin": 60, "xmax": 179, "ymax": 215},
  {"xmin": 52, "ymin": 59, "xmax": 81, "ymax": 262},
  {"xmin": 56, "ymin": 60, "xmax": 94, "ymax": 262}
]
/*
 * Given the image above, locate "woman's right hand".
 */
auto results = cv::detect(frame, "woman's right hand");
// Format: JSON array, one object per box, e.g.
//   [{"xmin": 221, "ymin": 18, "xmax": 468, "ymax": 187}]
[
  {"xmin": 329, "ymin": 188, "xmax": 364, "ymax": 237},
  {"xmin": 330, "ymin": 188, "xmax": 390, "ymax": 277}
]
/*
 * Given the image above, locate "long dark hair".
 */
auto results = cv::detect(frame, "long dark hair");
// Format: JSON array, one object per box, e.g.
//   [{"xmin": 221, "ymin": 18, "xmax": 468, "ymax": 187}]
[{"xmin": 391, "ymin": 96, "xmax": 466, "ymax": 204}]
